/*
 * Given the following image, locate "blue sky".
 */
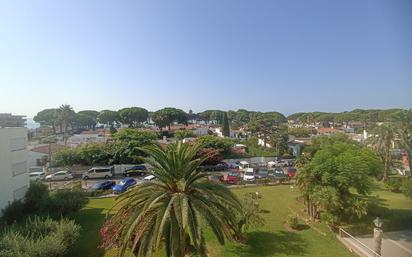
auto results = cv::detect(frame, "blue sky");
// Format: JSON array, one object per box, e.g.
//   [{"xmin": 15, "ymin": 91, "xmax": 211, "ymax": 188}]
[{"xmin": 0, "ymin": 0, "xmax": 411, "ymax": 117}]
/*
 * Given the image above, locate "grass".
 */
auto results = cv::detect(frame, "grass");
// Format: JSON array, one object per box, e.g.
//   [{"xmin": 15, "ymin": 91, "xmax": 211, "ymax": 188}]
[
  {"xmin": 344, "ymin": 182, "xmax": 412, "ymax": 235},
  {"xmin": 67, "ymin": 184, "xmax": 412, "ymax": 257}
]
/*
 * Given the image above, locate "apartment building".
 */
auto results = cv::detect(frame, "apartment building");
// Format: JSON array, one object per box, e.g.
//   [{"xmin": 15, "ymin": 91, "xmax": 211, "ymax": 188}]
[{"xmin": 0, "ymin": 128, "xmax": 29, "ymax": 212}]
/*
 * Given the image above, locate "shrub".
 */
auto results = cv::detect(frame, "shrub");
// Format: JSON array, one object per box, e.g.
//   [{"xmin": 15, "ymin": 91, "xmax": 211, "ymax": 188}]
[
  {"xmin": 384, "ymin": 177, "xmax": 403, "ymax": 192},
  {"xmin": 24, "ymin": 181, "xmax": 49, "ymax": 213},
  {"xmin": 401, "ymin": 178, "xmax": 412, "ymax": 199},
  {"xmin": 0, "ymin": 216, "xmax": 80, "ymax": 257},
  {"xmin": 320, "ymin": 212, "xmax": 338, "ymax": 225},
  {"xmin": 1, "ymin": 183, "xmax": 88, "ymax": 224},
  {"xmin": 45, "ymin": 189, "xmax": 88, "ymax": 217},
  {"xmin": 286, "ymin": 214, "xmax": 299, "ymax": 229},
  {"xmin": 0, "ymin": 200, "xmax": 25, "ymax": 225}
]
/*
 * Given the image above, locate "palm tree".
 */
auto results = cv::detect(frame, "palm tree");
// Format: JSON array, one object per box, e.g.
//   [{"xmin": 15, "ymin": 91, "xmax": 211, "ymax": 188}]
[
  {"xmin": 105, "ymin": 142, "xmax": 242, "ymax": 257},
  {"xmin": 369, "ymin": 123, "xmax": 396, "ymax": 180},
  {"xmin": 59, "ymin": 104, "xmax": 74, "ymax": 145}
]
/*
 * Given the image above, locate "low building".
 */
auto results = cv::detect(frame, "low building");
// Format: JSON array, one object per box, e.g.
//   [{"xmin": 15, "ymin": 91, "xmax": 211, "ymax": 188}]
[
  {"xmin": 0, "ymin": 128, "xmax": 29, "ymax": 212},
  {"xmin": 316, "ymin": 127, "xmax": 340, "ymax": 136},
  {"xmin": 67, "ymin": 130, "xmax": 111, "ymax": 146},
  {"xmin": 0, "ymin": 113, "xmax": 26, "ymax": 128},
  {"xmin": 28, "ymin": 144, "xmax": 67, "ymax": 168}
]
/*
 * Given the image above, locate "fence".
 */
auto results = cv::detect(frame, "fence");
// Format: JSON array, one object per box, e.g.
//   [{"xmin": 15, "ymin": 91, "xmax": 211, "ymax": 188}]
[{"xmin": 338, "ymin": 228, "xmax": 382, "ymax": 257}]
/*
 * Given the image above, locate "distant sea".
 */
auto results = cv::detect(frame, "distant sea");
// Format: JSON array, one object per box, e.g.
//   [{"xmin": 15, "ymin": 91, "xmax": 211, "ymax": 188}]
[{"xmin": 26, "ymin": 118, "xmax": 40, "ymax": 129}]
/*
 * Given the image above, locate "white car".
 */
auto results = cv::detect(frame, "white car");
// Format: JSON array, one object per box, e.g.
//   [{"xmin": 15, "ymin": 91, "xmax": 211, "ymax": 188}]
[
  {"xmin": 29, "ymin": 172, "xmax": 45, "ymax": 181},
  {"xmin": 45, "ymin": 170, "xmax": 74, "ymax": 181},
  {"xmin": 82, "ymin": 166, "xmax": 113, "ymax": 180},
  {"xmin": 243, "ymin": 168, "xmax": 255, "ymax": 182},
  {"xmin": 143, "ymin": 175, "xmax": 155, "ymax": 181}
]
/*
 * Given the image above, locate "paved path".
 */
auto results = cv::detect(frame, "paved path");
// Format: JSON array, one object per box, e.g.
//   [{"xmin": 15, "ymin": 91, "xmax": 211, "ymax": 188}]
[{"xmin": 343, "ymin": 230, "xmax": 412, "ymax": 257}]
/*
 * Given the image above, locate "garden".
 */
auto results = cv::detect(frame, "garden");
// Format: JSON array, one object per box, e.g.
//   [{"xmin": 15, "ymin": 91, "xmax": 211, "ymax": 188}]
[{"xmin": 67, "ymin": 183, "xmax": 412, "ymax": 257}]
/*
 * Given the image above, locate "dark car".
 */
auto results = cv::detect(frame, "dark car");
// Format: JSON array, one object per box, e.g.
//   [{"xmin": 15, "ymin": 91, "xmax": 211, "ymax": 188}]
[
  {"xmin": 200, "ymin": 162, "xmax": 229, "ymax": 172},
  {"xmin": 256, "ymin": 169, "xmax": 269, "ymax": 179},
  {"xmin": 112, "ymin": 178, "xmax": 137, "ymax": 194},
  {"xmin": 87, "ymin": 180, "xmax": 116, "ymax": 192},
  {"xmin": 123, "ymin": 165, "xmax": 147, "ymax": 177}
]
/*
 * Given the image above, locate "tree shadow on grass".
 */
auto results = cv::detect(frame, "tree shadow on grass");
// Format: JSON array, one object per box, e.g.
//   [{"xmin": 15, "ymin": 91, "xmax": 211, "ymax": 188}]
[
  {"xmin": 295, "ymin": 224, "xmax": 310, "ymax": 231},
  {"xmin": 231, "ymin": 231, "xmax": 308, "ymax": 257},
  {"xmin": 66, "ymin": 208, "xmax": 108, "ymax": 257}
]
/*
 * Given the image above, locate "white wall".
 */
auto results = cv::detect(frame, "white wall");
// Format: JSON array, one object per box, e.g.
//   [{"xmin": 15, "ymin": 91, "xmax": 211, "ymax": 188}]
[
  {"xmin": 0, "ymin": 128, "xmax": 29, "ymax": 212},
  {"xmin": 28, "ymin": 150, "xmax": 46, "ymax": 168}
]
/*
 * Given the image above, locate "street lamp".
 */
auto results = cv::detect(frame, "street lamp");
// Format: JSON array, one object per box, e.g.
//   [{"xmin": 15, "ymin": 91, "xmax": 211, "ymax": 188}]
[
  {"xmin": 373, "ymin": 217, "xmax": 383, "ymax": 229},
  {"xmin": 373, "ymin": 217, "xmax": 383, "ymax": 257}
]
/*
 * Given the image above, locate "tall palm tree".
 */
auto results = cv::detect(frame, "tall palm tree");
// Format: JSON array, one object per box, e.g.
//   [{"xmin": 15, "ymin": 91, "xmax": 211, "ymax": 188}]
[
  {"xmin": 59, "ymin": 104, "xmax": 74, "ymax": 145},
  {"xmin": 369, "ymin": 124, "xmax": 396, "ymax": 180},
  {"xmin": 105, "ymin": 142, "xmax": 242, "ymax": 257}
]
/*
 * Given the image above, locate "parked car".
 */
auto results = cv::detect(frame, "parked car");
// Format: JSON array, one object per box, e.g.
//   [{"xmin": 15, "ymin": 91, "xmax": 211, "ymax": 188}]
[
  {"xmin": 200, "ymin": 162, "xmax": 229, "ymax": 171},
  {"xmin": 256, "ymin": 168, "xmax": 269, "ymax": 179},
  {"xmin": 87, "ymin": 180, "xmax": 116, "ymax": 192},
  {"xmin": 239, "ymin": 161, "xmax": 250, "ymax": 171},
  {"xmin": 143, "ymin": 174, "xmax": 156, "ymax": 181},
  {"xmin": 45, "ymin": 170, "xmax": 73, "ymax": 181},
  {"xmin": 243, "ymin": 168, "xmax": 255, "ymax": 182},
  {"xmin": 229, "ymin": 162, "xmax": 240, "ymax": 170},
  {"xmin": 272, "ymin": 169, "xmax": 287, "ymax": 179},
  {"xmin": 226, "ymin": 171, "xmax": 241, "ymax": 184},
  {"xmin": 209, "ymin": 174, "xmax": 224, "ymax": 183},
  {"xmin": 82, "ymin": 166, "xmax": 113, "ymax": 180},
  {"xmin": 287, "ymin": 167, "xmax": 297, "ymax": 178},
  {"xmin": 112, "ymin": 178, "xmax": 137, "ymax": 194},
  {"xmin": 123, "ymin": 165, "xmax": 147, "ymax": 177},
  {"xmin": 29, "ymin": 171, "xmax": 45, "ymax": 181}
]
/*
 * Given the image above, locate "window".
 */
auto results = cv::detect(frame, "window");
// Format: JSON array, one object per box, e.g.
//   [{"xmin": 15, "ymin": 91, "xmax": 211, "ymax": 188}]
[
  {"xmin": 12, "ymin": 161, "xmax": 27, "ymax": 176},
  {"xmin": 96, "ymin": 168, "xmax": 110, "ymax": 173},
  {"xmin": 10, "ymin": 137, "xmax": 26, "ymax": 152},
  {"xmin": 13, "ymin": 185, "xmax": 28, "ymax": 201}
]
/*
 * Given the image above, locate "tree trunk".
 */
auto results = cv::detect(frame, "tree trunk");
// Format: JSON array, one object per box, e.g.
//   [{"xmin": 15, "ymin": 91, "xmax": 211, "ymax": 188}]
[{"xmin": 383, "ymin": 149, "xmax": 390, "ymax": 181}]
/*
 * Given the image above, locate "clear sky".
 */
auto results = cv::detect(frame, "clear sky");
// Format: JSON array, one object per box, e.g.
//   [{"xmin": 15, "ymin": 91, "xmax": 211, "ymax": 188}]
[{"xmin": 0, "ymin": 0, "xmax": 411, "ymax": 117}]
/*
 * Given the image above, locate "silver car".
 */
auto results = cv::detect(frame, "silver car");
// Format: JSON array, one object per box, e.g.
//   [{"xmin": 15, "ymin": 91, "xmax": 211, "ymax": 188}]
[
  {"xmin": 29, "ymin": 172, "xmax": 45, "ymax": 181},
  {"xmin": 45, "ymin": 170, "xmax": 74, "ymax": 181}
]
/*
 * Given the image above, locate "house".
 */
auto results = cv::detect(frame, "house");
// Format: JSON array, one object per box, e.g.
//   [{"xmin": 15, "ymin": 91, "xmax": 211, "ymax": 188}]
[
  {"xmin": 213, "ymin": 127, "xmax": 241, "ymax": 138},
  {"xmin": 316, "ymin": 127, "xmax": 340, "ymax": 136},
  {"xmin": 0, "ymin": 128, "xmax": 29, "ymax": 213},
  {"xmin": 28, "ymin": 144, "xmax": 67, "ymax": 168},
  {"xmin": 67, "ymin": 129, "xmax": 111, "ymax": 146}
]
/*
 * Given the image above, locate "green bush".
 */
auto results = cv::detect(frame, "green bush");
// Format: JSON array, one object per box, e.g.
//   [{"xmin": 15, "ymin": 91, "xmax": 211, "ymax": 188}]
[
  {"xmin": 384, "ymin": 177, "xmax": 403, "ymax": 192},
  {"xmin": 286, "ymin": 214, "xmax": 299, "ymax": 229},
  {"xmin": 1, "ymin": 184, "xmax": 88, "ymax": 224},
  {"xmin": 0, "ymin": 200, "xmax": 25, "ymax": 225},
  {"xmin": 0, "ymin": 216, "xmax": 80, "ymax": 257},
  {"xmin": 24, "ymin": 181, "xmax": 49, "ymax": 213},
  {"xmin": 320, "ymin": 212, "xmax": 338, "ymax": 225},
  {"xmin": 401, "ymin": 178, "xmax": 412, "ymax": 199},
  {"xmin": 45, "ymin": 189, "xmax": 88, "ymax": 217}
]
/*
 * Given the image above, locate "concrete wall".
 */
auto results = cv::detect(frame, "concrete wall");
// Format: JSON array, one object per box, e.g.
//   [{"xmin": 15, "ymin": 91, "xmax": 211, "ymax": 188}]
[
  {"xmin": 0, "ymin": 128, "xmax": 29, "ymax": 212},
  {"xmin": 28, "ymin": 150, "xmax": 46, "ymax": 168}
]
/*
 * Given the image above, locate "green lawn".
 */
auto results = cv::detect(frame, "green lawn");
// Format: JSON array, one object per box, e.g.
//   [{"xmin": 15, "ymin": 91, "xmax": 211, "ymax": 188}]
[{"xmin": 67, "ymin": 184, "xmax": 412, "ymax": 257}]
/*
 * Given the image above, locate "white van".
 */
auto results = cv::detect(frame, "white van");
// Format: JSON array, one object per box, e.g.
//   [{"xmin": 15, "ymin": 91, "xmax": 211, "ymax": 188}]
[
  {"xmin": 82, "ymin": 166, "xmax": 113, "ymax": 180},
  {"xmin": 239, "ymin": 161, "xmax": 250, "ymax": 171}
]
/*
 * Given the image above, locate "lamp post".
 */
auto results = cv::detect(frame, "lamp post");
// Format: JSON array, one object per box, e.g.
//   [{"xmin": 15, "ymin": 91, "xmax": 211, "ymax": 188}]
[{"xmin": 373, "ymin": 217, "xmax": 383, "ymax": 257}]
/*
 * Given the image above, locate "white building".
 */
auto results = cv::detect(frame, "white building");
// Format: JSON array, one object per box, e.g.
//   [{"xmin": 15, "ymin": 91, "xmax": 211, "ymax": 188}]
[{"xmin": 0, "ymin": 128, "xmax": 29, "ymax": 212}]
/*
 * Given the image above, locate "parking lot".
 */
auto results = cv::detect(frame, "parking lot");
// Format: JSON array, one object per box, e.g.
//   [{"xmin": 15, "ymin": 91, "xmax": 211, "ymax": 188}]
[{"xmin": 39, "ymin": 158, "xmax": 297, "ymax": 191}]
